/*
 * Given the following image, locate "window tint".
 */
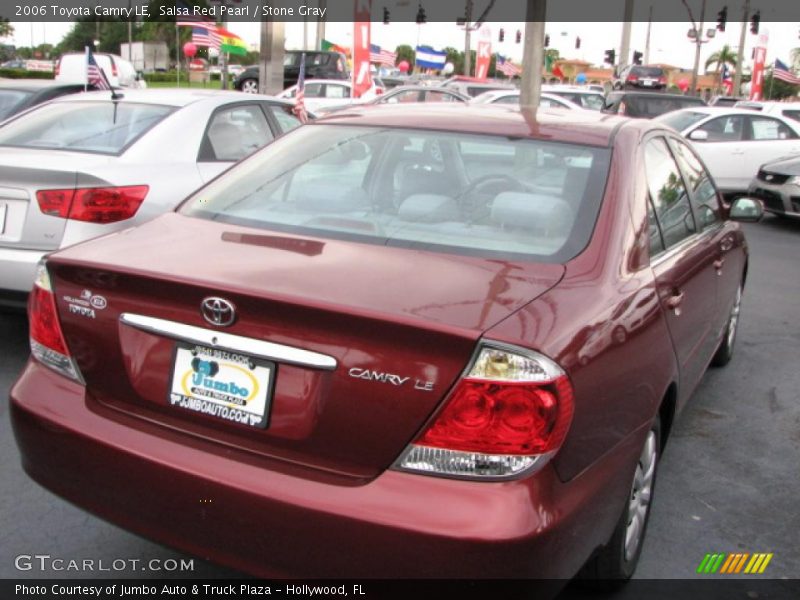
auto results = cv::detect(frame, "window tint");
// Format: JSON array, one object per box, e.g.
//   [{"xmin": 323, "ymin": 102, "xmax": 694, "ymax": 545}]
[
  {"xmin": 202, "ymin": 105, "xmax": 273, "ymax": 162},
  {"xmin": 268, "ymin": 105, "xmax": 302, "ymax": 133},
  {"xmin": 425, "ymin": 91, "xmax": 461, "ymax": 103},
  {"xmin": 304, "ymin": 83, "xmax": 324, "ymax": 98},
  {"xmin": 644, "ymin": 137, "xmax": 696, "ymax": 249},
  {"xmin": 182, "ymin": 125, "xmax": 611, "ymax": 263},
  {"xmin": 748, "ymin": 116, "xmax": 798, "ymax": 140},
  {"xmin": 384, "ymin": 90, "xmax": 419, "ymax": 104},
  {"xmin": 670, "ymin": 139, "xmax": 721, "ymax": 230},
  {"xmin": 696, "ymin": 115, "xmax": 744, "ymax": 142},
  {"xmin": 493, "ymin": 94, "xmax": 519, "ymax": 105},
  {"xmin": 0, "ymin": 101, "xmax": 173, "ymax": 155},
  {"xmin": 325, "ymin": 85, "xmax": 349, "ymax": 99},
  {"xmin": 780, "ymin": 109, "xmax": 800, "ymax": 123},
  {"xmin": 0, "ymin": 90, "xmax": 30, "ymax": 119},
  {"xmin": 647, "ymin": 197, "xmax": 665, "ymax": 256}
]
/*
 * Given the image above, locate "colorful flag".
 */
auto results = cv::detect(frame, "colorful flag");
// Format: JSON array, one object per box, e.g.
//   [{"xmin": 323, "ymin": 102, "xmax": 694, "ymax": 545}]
[
  {"xmin": 191, "ymin": 27, "xmax": 220, "ymax": 49},
  {"xmin": 721, "ymin": 63, "xmax": 733, "ymax": 94},
  {"xmin": 85, "ymin": 46, "xmax": 111, "ymax": 91},
  {"xmin": 496, "ymin": 55, "xmax": 521, "ymax": 78},
  {"xmin": 369, "ymin": 44, "xmax": 396, "ymax": 67},
  {"xmin": 322, "ymin": 39, "xmax": 349, "ymax": 56},
  {"xmin": 292, "ymin": 53, "xmax": 308, "ymax": 124},
  {"xmin": 773, "ymin": 59, "xmax": 800, "ymax": 85},
  {"xmin": 414, "ymin": 46, "xmax": 447, "ymax": 70},
  {"xmin": 217, "ymin": 26, "xmax": 248, "ymax": 57},
  {"xmin": 552, "ymin": 63, "xmax": 565, "ymax": 79}
]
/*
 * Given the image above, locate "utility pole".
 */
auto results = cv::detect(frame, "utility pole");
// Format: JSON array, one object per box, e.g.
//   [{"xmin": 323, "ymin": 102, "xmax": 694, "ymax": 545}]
[
  {"xmin": 689, "ymin": 0, "xmax": 707, "ymax": 96},
  {"xmin": 258, "ymin": 20, "xmax": 285, "ymax": 95},
  {"xmin": 463, "ymin": 0, "xmax": 474, "ymax": 77},
  {"xmin": 519, "ymin": 1, "xmax": 546, "ymax": 108},
  {"xmin": 618, "ymin": 0, "xmax": 634, "ymax": 72},
  {"xmin": 644, "ymin": 5, "xmax": 652, "ymax": 65},
  {"xmin": 734, "ymin": 0, "xmax": 749, "ymax": 96},
  {"xmin": 316, "ymin": 0, "xmax": 326, "ymax": 50}
]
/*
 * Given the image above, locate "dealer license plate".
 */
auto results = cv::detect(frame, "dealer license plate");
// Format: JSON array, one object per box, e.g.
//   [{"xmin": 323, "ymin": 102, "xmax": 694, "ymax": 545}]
[{"xmin": 168, "ymin": 343, "xmax": 274, "ymax": 429}]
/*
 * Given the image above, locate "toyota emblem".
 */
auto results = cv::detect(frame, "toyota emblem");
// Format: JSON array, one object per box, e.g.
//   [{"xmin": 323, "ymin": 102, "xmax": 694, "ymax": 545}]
[{"xmin": 201, "ymin": 297, "xmax": 236, "ymax": 327}]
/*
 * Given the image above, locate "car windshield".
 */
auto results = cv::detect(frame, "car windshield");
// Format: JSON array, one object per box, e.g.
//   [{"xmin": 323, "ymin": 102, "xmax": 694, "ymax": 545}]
[
  {"xmin": 657, "ymin": 110, "xmax": 709, "ymax": 131},
  {"xmin": 181, "ymin": 124, "xmax": 611, "ymax": 263},
  {"xmin": 0, "ymin": 101, "xmax": 175, "ymax": 155},
  {"xmin": 0, "ymin": 90, "xmax": 31, "ymax": 119}
]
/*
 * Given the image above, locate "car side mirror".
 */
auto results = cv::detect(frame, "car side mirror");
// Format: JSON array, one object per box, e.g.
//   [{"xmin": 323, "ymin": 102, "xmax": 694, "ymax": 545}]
[
  {"xmin": 729, "ymin": 197, "xmax": 764, "ymax": 222},
  {"xmin": 688, "ymin": 130, "xmax": 709, "ymax": 142}
]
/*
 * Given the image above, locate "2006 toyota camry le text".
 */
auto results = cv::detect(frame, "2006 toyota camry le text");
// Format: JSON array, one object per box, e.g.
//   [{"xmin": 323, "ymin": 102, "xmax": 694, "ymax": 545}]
[{"xmin": 10, "ymin": 104, "xmax": 763, "ymax": 581}]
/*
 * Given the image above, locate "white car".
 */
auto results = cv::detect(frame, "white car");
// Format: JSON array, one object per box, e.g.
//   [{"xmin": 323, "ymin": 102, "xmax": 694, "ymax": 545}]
[
  {"xmin": 277, "ymin": 79, "xmax": 378, "ymax": 112},
  {"xmin": 0, "ymin": 89, "xmax": 304, "ymax": 306},
  {"xmin": 470, "ymin": 89, "xmax": 586, "ymax": 110},
  {"xmin": 55, "ymin": 53, "xmax": 145, "ymax": 89},
  {"xmin": 733, "ymin": 100, "xmax": 800, "ymax": 124},
  {"xmin": 655, "ymin": 107, "xmax": 800, "ymax": 195}
]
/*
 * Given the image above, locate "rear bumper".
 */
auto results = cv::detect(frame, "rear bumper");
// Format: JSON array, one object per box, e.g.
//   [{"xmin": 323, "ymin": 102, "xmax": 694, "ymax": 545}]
[
  {"xmin": 11, "ymin": 360, "xmax": 642, "ymax": 579},
  {"xmin": 0, "ymin": 245, "xmax": 44, "ymax": 299}
]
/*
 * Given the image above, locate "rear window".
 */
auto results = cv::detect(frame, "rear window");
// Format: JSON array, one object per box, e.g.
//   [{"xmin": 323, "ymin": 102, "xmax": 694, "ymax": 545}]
[
  {"xmin": 181, "ymin": 124, "xmax": 611, "ymax": 263},
  {"xmin": 0, "ymin": 90, "xmax": 31, "ymax": 120},
  {"xmin": 632, "ymin": 67, "xmax": 664, "ymax": 77},
  {"xmin": 0, "ymin": 101, "xmax": 174, "ymax": 155},
  {"xmin": 620, "ymin": 95, "xmax": 705, "ymax": 118}
]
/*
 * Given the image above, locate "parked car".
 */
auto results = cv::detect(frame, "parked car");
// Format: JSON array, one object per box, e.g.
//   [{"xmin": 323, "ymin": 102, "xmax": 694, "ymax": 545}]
[
  {"xmin": 655, "ymin": 107, "xmax": 800, "ymax": 196},
  {"xmin": 276, "ymin": 79, "xmax": 379, "ymax": 112},
  {"xmin": 748, "ymin": 155, "xmax": 800, "ymax": 219},
  {"xmin": 542, "ymin": 85, "xmax": 606, "ymax": 110},
  {"xmin": 55, "ymin": 53, "xmax": 145, "ymax": 89},
  {"xmin": 708, "ymin": 96, "xmax": 746, "ymax": 107},
  {"xmin": 11, "ymin": 104, "xmax": 762, "ymax": 582},
  {"xmin": 0, "ymin": 89, "xmax": 306, "ymax": 308},
  {"xmin": 316, "ymin": 85, "xmax": 469, "ymax": 115},
  {"xmin": 471, "ymin": 89, "xmax": 586, "ymax": 110},
  {"xmin": 603, "ymin": 91, "xmax": 707, "ymax": 118},
  {"xmin": 441, "ymin": 76, "xmax": 517, "ymax": 98},
  {"xmin": 613, "ymin": 65, "xmax": 668, "ymax": 90},
  {"xmin": 0, "ymin": 80, "xmax": 91, "ymax": 121},
  {"xmin": 234, "ymin": 50, "xmax": 349, "ymax": 93},
  {"xmin": 733, "ymin": 100, "xmax": 800, "ymax": 123}
]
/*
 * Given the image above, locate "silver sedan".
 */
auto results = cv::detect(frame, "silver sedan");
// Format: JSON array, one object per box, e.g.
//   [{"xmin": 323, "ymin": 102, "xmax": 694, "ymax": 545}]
[{"xmin": 0, "ymin": 89, "xmax": 303, "ymax": 307}]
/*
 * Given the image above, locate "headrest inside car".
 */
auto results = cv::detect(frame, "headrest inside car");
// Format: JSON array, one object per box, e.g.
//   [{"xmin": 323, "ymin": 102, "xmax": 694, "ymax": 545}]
[
  {"xmin": 398, "ymin": 194, "xmax": 459, "ymax": 223},
  {"xmin": 491, "ymin": 192, "xmax": 574, "ymax": 232},
  {"xmin": 296, "ymin": 181, "xmax": 368, "ymax": 213}
]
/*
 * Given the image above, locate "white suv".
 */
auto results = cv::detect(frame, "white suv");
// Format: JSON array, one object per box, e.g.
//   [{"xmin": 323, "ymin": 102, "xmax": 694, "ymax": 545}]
[{"xmin": 55, "ymin": 53, "xmax": 146, "ymax": 89}]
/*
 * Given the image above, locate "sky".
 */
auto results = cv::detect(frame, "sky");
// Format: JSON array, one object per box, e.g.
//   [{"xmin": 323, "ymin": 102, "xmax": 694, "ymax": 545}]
[{"xmin": 10, "ymin": 20, "xmax": 800, "ymax": 72}]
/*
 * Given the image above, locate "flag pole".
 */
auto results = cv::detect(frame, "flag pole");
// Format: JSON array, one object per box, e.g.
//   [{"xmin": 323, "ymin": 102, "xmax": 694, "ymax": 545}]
[
  {"xmin": 84, "ymin": 46, "xmax": 89, "ymax": 92},
  {"xmin": 767, "ymin": 62, "xmax": 775, "ymax": 99},
  {"xmin": 176, "ymin": 24, "xmax": 180, "ymax": 87}
]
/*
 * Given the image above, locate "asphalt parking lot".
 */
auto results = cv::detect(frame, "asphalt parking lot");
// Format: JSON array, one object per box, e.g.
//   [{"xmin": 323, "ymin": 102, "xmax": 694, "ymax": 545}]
[{"xmin": 1, "ymin": 216, "xmax": 798, "ymax": 592}]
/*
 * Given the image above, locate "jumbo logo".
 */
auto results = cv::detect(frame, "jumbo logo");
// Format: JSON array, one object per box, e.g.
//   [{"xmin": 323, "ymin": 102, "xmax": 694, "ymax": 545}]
[{"xmin": 181, "ymin": 358, "xmax": 259, "ymax": 405}]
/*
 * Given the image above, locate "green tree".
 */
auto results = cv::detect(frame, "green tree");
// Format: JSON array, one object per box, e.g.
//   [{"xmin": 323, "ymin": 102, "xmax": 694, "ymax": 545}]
[
  {"xmin": 764, "ymin": 72, "xmax": 799, "ymax": 100},
  {"xmin": 395, "ymin": 44, "xmax": 415, "ymax": 71},
  {"xmin": 705, "ymin": 44, "xmax": 738, "ymax": 95},
  {"xmin": 443, "ymin": 46, "xmax": 463, "ymax": 75},
  {"xmin": 791, "ymin": 47, "xmax": 800, "ymax": 71},
  {"xmin": 0, "ymin": 18, "xmax": 14, "ymax": 39}
]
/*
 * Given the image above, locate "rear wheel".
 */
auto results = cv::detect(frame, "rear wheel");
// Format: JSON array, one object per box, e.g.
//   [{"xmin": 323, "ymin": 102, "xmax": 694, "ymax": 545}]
[
  {"xmin": 583, "ymin": 415, "xmax": 660, "ymax": 583},
  {"xmin": 239, "ymin": 78, "xmax": 258, "ymax": 93},
  {"xmin": 711, "ymin": 283, "xmax": 742, "ymax": 367}
]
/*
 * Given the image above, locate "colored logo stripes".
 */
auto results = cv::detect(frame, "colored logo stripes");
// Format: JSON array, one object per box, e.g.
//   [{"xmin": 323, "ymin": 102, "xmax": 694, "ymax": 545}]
[{"xmin": 697, "ymin": 553, "xmax": 773, "ymax": 574}]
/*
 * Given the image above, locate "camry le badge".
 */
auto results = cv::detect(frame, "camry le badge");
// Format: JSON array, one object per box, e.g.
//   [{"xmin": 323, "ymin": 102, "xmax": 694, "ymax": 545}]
[{"xmin": 201, "ymin": 297, "xmax": 236, "ymax": 327}]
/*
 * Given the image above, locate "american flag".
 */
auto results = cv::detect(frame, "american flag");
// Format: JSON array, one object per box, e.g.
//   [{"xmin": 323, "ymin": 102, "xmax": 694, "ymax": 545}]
[
  {"xmin": 292, "ymin": 53, "xmax": 308, "ymax": 124},
  {"xmin": 191, "ymin": 26, "xmax": 221, "ymax": 49},
  {"xmin": 369, "ymin": 44, "xmax": 397, "ymax": 67},
  {"xmin": 175, "ymin": 0, "xmax": 215, "ymax": 27},
  {"xmin": 86, "ymin": 47, "xmax": 111, "ymax": 90},
  {"xmin": 496, "ymin": 55, "xmax": 522, "ymax": 78},
  {"xmin": 773, "ymin": 59, "xmax": 800, "ymax": 85}
]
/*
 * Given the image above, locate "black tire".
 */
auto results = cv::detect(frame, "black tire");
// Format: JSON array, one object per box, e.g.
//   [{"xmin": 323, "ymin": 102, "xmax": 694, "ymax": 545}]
[
  {"xmin": 581, "ymin": 415, "xmax": 661, "ymax": 584},
  {"xmin": 711, "ymin": 283, "xmax": 742, "ymax": 367}
]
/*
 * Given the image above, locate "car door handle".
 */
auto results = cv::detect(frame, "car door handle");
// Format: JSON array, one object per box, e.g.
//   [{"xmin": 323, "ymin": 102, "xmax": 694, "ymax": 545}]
[
  {"xmin": 731, "ymin": 148, "xmax": 745, "ymax": 155},
  {"xmin": 666, "ymin": 292, "xmax": 685, "ymax": 312},
  {"xmin": 714, "ymin": 258, "xmax": 725, "ymax": 274}
]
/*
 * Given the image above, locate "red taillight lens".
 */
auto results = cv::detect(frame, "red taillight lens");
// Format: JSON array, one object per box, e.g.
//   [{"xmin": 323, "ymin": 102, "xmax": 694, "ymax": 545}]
[
  {"xmin": 658, "ymin": 76, "xmax": 667, "ymax": 84},
  {"xmin": 28, "ymin": 262, "xmax": 83, "ymax": 382},
  {"xmin": 398, "ymin": 344, "xmax": 574, "ymax": 479},
  {"xmin": 111, "ymin": 61, "xmax": 118, "ymax": 77},
  {"xmin": 417, "ymin": 377, "xmax": 573, "ymax": 455},
  {"xmin": 29, "ymin": 280, "xmax": 68, "ymax": 355},
  {"xmin": 37, "ymin": 186, "xmax": 148, "ymax": 224},
  {"xmin": 627, "ymin": 75, "xmax": 638, "ymax": 82}
]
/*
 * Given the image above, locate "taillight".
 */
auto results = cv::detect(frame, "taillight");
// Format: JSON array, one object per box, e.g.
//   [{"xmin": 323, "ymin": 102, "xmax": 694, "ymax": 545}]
[
  {"xmin": 28, "ymin": 261, "xmax": 83, "ymax": 383},
  {"xmin": 618, "ymin": 101, "xmax": 627, "ymax": 115},
  {"xmin": 627, "ymin": 75, "xmax": 638, "ymax": 82},
  {"xmin": 396, "ymin": 343, "xmax": 573, "ymax": 479},
  {"xmin": 54, "ymin": 59, "xmax": 61, "ymax": 77},
  {"xmin": 37, "ymin": 186, "xmax": 148, "ymax": 224},
  {"xmin": 111, "ymin": 60, "xmax": 118, "ymax": 77},
  {"xmin": 658, "ymin": 76, "xmax": 667, "ymax": 84}
]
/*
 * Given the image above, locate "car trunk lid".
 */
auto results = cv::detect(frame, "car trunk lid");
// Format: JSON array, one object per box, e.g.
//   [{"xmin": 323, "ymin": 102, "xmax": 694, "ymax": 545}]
[{"xmin": 48, "ymin": 213, "xmax": 565, "ymax": 480}]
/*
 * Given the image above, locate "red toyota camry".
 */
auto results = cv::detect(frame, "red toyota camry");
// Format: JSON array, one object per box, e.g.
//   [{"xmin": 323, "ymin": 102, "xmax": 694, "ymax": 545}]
[{"xmin": 11, "ymin": 104, "xmax": 762, "ymax": 581}]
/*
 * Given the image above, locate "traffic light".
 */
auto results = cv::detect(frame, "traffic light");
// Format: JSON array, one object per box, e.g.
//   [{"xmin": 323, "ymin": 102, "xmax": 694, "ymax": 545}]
[
  {"xmin": 516, "ymin": 30, "xmax": 522, "ymax": 43},
  {"xmin": 415, "ymin": 4, "xmax": 426, "ymax": 24},
  {"xmin": 383, "ymin": 6, "xmax": 390, "ymax": 25},
  {"xmin": 604, "ymin": 49, "xmax": 616, "ymax": 64},
  {"xmin": 750, "ymin": 11, "xmax": 760, "ymax": 34},
  {"xmin": 633, "ymin": 51, "xmax": 643, "ymax": 65},
  {"xmin": 575, "ymin": 36, "xmax": 581, "ymax": 49},
  {"xmin": 499, "ymin": 28, "xmax": 505, "ymax": 42},
  {"xmin": 544, "ymin": 34, "xmax": 550, "ymax": 47},
  {"xmin": 716, "ymin": 6, "xmax": 727, "ymax": 32}
]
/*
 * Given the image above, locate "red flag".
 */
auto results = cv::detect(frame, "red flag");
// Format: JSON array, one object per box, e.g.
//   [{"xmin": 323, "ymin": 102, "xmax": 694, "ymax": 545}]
[
  {"xmin": 552, "ymin": 64, "xmax": 565, "ymax": 79},
  {"xmin": 352, "ymin": 0, "xmax": 372, "ymax": 98}
]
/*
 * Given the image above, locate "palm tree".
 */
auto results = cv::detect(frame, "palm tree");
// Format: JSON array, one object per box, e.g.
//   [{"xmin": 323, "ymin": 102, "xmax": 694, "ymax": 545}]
[
  {"xmin": 705, "ymin": 44, "xmax": 738, "ymax": 95},
  {"xmin": 791, "ymin": 48, "xmax": 800, "ymax": 72}
]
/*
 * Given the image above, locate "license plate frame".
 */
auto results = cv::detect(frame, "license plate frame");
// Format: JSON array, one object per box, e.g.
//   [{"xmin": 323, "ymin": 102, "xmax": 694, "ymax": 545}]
[{"xmin": 168, "ymin": 342, "xmax": 275, "ymax": 429}]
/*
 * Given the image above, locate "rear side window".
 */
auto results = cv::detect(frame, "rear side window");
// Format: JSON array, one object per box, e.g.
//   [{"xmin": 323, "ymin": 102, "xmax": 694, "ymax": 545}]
[
  {"xmin": 200, "ymin": 105, "xmax": 274, "ymax": 162},
  {"xmin": 644, "ymin": 137, "xmax": 696, "ymax": 251},
  {"xmin": 669, "ymin": 139, "xmax": 721, "ymax": 230},
  {"xmin": 748, "ymin": 116, "xmax": 798, "ymax": 140},
  {"xmin": 0, "ymin": 101, "xmax": 174, "ymax": 155},
  {"xmin": 781, "ymin": 109, "xmax": 800, "ymax": 122},
  {"xmin": 695, "ymin": 115, "xmax": 745, "ymax": 142},
  {"xmin": 182, "ymin": 125, "xmax": 612, "ymax": 263}
]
